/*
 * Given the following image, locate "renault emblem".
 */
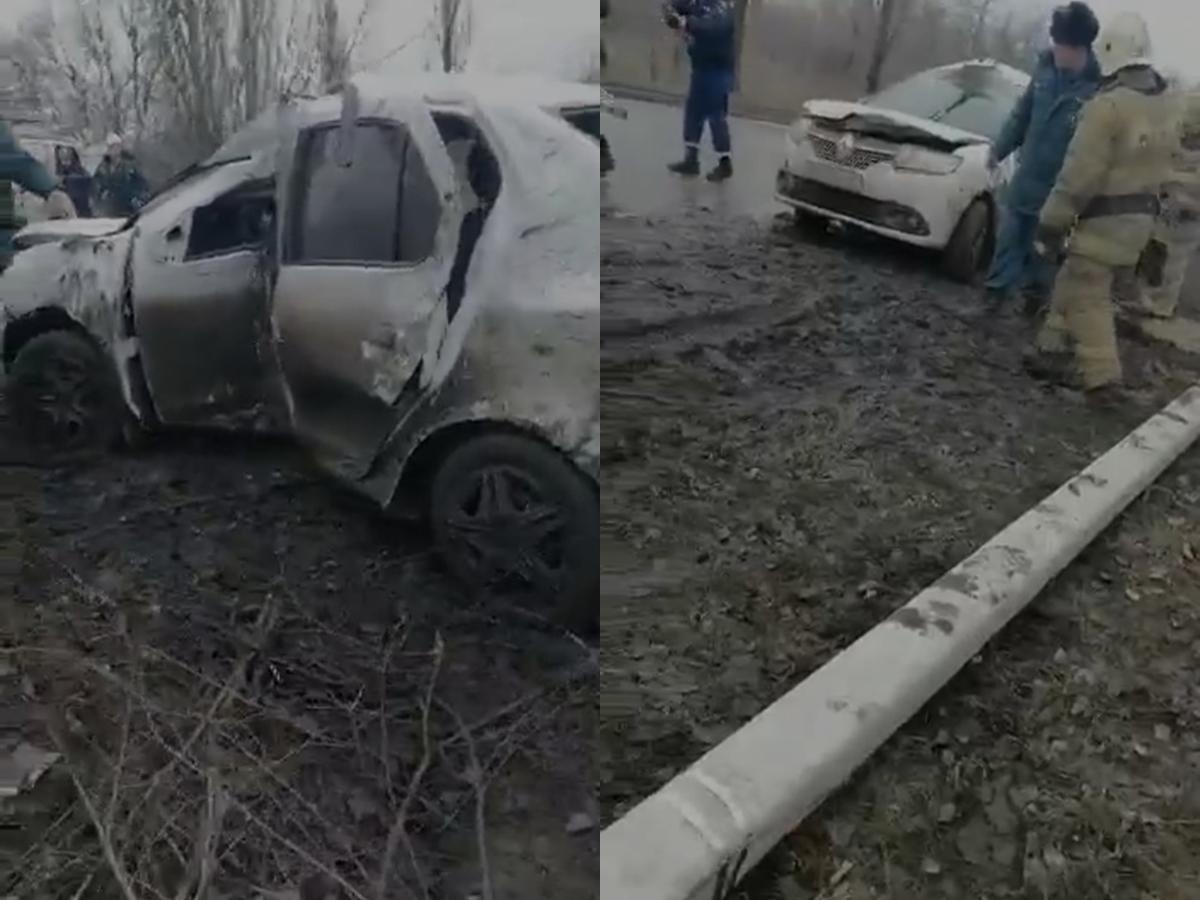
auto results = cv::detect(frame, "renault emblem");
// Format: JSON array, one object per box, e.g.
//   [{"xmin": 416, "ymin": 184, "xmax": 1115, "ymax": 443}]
[{"xmin": 835, "ymin": 134, "xmax": 856, "ymax": 163}]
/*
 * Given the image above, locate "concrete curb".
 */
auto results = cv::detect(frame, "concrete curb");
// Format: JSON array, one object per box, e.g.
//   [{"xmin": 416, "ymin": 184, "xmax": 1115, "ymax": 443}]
[{"xmin": 601, "ymin": 386, "xmax": 1200, "ymax": 900}]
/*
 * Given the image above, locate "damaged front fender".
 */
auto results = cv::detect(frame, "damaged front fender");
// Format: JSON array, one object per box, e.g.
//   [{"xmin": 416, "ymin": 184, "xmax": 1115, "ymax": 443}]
[{"xmin": 0, "ymin": 231, "xmax": 141, "ymax": 416}]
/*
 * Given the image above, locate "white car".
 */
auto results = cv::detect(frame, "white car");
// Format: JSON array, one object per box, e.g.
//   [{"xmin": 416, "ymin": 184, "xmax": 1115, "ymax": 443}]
[
  {"xmin": 1, "ymin": 75, "xmax": 599, "ymax": 631},
  {"xmin": 775, "ymin": 60, "xmax": 1030, "ymax": 283}
]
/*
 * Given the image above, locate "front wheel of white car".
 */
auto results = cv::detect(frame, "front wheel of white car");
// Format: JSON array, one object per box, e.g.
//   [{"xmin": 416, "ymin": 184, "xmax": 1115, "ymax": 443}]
[
  {"xmin": 7, "ymin": 330, "xmax": 122, "ymax": 462},
  {"xmin": 942, "ymin": 198, "xmax": 993, "ymax": 285},
  {"xmin": 430, "ymin": 433, "xmax": 599, "ymax": 635},
  {"xmin": 792, "ymin": 208, "xmax": 829, "ymax": 238}
]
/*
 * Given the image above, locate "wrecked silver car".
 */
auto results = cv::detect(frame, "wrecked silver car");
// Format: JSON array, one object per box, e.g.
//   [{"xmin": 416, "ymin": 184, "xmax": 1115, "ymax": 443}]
[{"xmin": 0, "ymin": 75, "xmax": 600, "ymax": 630}]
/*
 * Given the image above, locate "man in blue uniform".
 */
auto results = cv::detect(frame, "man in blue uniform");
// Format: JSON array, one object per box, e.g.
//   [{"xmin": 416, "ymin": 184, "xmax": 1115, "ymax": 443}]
[
  {"xmin": 984, "ymin": 2, "xmax": 1101, "ymax": 309},
  {"xmin": 0, "ymin": 121, "xmax": 74, "ymax": 271},
  {"xmin": 663, "ymin": 0, "xmax": 737, "ymax": 182}
]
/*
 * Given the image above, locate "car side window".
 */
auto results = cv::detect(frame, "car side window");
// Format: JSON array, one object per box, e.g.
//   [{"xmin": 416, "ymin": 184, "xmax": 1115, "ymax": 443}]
[
  {"xmin": 288, "ymin": 121, "xmax": 441, "ymax": 265},
  {"xmin": 186, "ymin": 179, "xmax": 275, "ymax": 260}
]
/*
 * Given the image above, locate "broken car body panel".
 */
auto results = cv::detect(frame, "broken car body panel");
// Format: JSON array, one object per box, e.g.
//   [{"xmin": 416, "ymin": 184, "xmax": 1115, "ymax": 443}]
[
  {"xmin": 0, "ymin": 74, "xmax": 600, "ymax": 507},
  {"xmin": 12, "ymin": 217, "xmax": 128, "ymax": 251}
]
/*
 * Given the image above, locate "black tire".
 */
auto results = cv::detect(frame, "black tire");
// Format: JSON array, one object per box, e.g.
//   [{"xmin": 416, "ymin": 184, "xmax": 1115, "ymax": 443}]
[
  {"xmin": 7, "ymin": 330, "xmax": 122, "ymax": 462},
  {"xmin": 942, "ymin": 198, "xmax": 993, "ymax": 285},
  {"xmin": 792, "ymin": 207, "xmax": 829, "ymax": 238},
  {"xmin": 430, "ymin": 433, "xmax": 599, "ymax": 634}
]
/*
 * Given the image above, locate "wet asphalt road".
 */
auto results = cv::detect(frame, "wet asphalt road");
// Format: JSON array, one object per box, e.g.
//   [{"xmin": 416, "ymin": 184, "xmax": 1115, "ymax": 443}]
[{"xmin": 602, "ymin": 97, "xmax": 790, "ymax": 220}]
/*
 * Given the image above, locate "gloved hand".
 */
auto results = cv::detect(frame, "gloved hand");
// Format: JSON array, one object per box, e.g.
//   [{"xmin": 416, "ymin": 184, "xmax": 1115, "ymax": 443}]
[
  {"xmin": 44, "ymin": 190, "xmax": 76, "ymax": 221},
  {"xmin": 1137, "ymin": 238, "xmax": 1168, "ymax": 288},
  {"xmin": 1034, "ymin": 224, "xmax": 1069, "ymax": 263}
]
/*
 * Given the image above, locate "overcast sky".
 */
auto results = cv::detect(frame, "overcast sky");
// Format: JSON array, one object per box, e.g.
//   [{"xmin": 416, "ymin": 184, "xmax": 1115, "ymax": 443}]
[
  {"xmin": 1009, "ymin": 0, "xmax": 1198, "ymax": 79},
  {"xmin": 2, "ymin": 0, "xmax": 597, "ymax": 80},
  {"xmin": 3, "ymin": 0, "xmax": 1195, "ymax": 79}
]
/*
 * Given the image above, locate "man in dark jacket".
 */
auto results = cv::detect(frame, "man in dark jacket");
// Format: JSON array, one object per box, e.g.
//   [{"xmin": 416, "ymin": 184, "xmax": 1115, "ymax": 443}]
[
  {"xmin": 92, "ymin": 134, "xmax": 150, "ymax": 218},
  {"xmin": 664, "ymin": 0, "xmax": 737, "ymax": 182},
  {"xmin": 0, "ymin": 123, "xmax": 74, "ymax": 271},
  {"xmin": 55, "ymin": 145, "xmax": 93, "ymax": 218},
  {"xmin": 984, "ymin": 2, "xmax": 1101, "ymax": 307},
  {"xmin": 600, "ymin": 0, "xmax": 614, "ymax": 175}
]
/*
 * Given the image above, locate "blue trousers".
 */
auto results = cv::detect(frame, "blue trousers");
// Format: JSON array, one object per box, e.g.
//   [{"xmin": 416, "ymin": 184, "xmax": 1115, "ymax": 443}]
[
  {"xmin": 985, "ymin": 206, "xmax": 1055, "ymax": 298},
  {"xmin": 683, "ymin": 69, "xmax": 733, "ymax": 155}
]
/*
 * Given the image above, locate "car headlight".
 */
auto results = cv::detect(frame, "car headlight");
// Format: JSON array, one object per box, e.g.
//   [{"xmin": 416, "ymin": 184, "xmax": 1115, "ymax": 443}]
[
  {"xmin": 893, "ymin": 145, "xmax": 962, "ymax": 175},
  {"xmin": 787, "ymin": 116, "xmax": 813, "ymax": 145}
]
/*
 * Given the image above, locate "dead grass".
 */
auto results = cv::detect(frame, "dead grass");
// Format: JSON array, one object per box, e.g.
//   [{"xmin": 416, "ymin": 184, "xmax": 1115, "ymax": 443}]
[{"xmin": 3, "ymin": 546, "xmax": 594, "ymax": 900}]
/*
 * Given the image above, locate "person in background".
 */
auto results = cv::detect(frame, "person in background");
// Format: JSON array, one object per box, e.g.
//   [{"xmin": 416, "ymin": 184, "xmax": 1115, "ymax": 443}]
[
  {"xmin": 600, "ymin": 0, "xmax": 614, "ymax": 175},
  {"xmin": 55, "ymin": 145, "xmax": 93, "ymax": 219},
  {"xmin": 1026, "ymin": 11, "xmax": 1176, "ymax": 406},
  {"xmin": 663, "ymin": 0, "xmax": 737, "ymax": 182},
  {"xmin": 984, "ymin": 2, "xmax": 1101, "ymax": 310},
  {"xmin": 0, "ymin": 122, "xmax": 75, "ymax": 272},
  {"xmin": 92, "ymin": 133, "xmax": 150, "ymax": 218}
]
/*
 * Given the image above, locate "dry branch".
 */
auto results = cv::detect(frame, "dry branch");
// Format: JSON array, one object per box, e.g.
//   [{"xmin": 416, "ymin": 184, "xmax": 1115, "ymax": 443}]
[{"xmin": 377, "ymin": 633, "xmax": 444, "ymax": 900}]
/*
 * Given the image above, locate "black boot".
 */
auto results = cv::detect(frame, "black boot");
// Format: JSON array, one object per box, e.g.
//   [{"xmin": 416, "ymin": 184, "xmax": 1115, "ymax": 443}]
[
  {"xmin": 668, "ymin": 147, "xmax": 700, "ymax": 177},
  {"xmin": 706, "ymin": 155, "xmax": 733, "ymax": 182},
  {"xmin": 1022, "ymin": 348, "xmax": 1077, "ymax": 387},
  {"xmin": 1085, "ymin": 382, "xmax": 1136, "ymax": 411}
]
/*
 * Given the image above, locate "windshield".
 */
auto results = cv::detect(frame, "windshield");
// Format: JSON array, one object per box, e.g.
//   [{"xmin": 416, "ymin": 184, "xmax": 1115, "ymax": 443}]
[
  {"xmin": 864, "ymin": 65, "xmax": 1025, "ymax": 141},
  {"xmin": 136, "ymin": 110, "xmax": 282, "ymax": 220},
  {"xmin": 134, "ymin": 157, "xmax": 249, "ymax": 220}
]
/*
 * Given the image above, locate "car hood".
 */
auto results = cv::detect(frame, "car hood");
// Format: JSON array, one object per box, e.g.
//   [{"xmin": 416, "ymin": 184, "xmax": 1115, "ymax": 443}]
[
  {"xmin": 800, "ymin": 99, "xmax": 989, "ymax": 149},
  {"xmin": 13, "ymin": 217, "xmax": 129, "ymax": 250}
]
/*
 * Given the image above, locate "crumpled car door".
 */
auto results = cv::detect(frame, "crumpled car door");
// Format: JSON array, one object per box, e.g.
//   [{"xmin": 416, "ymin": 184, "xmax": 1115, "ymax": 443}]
[
  {"xmin": 131, "ymin": 160, "xmax": 287, "ymax": 429},
  {"xmin": 270, "ymin": 91, "xmax": 467, "ymax": 479}
]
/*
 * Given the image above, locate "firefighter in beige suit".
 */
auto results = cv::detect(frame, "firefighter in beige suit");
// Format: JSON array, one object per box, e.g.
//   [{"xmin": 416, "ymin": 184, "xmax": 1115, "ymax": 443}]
[
  {"xmin": 1136, "ymin": 88, "xmax": 1200, "ymax": 318},
  {"xmin": 1029, "ymin": 11, "xmax": 1177, "ymax": 401}
]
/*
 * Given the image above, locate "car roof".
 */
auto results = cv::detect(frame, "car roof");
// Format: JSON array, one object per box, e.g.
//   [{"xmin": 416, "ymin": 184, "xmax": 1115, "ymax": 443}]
[{"xmin": 206, "ymin": 74, "xmax": 599, "ymax": 167}]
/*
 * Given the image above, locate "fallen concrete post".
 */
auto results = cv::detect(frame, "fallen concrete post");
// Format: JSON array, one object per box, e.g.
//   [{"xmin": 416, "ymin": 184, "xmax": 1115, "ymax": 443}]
[{"xmin": 601, "ymin": 386, "xmax": 1200, "ymax": 900}]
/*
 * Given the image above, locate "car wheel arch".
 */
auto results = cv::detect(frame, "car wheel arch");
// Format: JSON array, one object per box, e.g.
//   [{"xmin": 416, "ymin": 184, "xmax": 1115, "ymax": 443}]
[
  {"xmin": 3, "ymin": 305, "xmax": 95, "ymax": 371},
  {"xmin": 389, "ymin": 416, "xmax": 596, "ymax": 516}
]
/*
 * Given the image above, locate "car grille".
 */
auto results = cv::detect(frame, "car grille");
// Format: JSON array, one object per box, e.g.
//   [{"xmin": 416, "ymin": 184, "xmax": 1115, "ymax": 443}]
[
  {"xmin": 777, "ymin": 172, "xmax": 931, "ymax": 237},
  {"xmin": 808, "ymin": 132, "xmax": 895, "ymax": 171}
]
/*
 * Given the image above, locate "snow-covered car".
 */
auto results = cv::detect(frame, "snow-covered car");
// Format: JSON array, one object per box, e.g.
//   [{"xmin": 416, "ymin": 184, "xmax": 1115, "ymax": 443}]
[
  {"xmin": 0, "ymin": 74, "xmax": 600, "ymax": 631},
  {"xmin": 775, "ymin": 60, "xmax": 1030, "ymax": 283}
]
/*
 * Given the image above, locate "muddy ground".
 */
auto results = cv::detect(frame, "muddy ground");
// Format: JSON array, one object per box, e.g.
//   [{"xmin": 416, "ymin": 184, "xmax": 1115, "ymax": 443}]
[
  {"xmin": 0, "ymin": 419, "xmax": 597, "ymax": 897},
  {"xmin": 601, "ymin": 206, "xmax": 1200, "ymax": 899}
]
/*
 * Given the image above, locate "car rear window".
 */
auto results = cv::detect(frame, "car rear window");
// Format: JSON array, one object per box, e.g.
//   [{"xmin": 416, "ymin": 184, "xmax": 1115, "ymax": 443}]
[{"xmin": 864, "ymin": 65, "xmax": 1026, "ymax": 142}]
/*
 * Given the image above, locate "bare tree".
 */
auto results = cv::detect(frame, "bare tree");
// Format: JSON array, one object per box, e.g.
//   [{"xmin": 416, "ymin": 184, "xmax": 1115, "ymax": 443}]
[
  {"xmin": 317, "ymin": 0, "xmax": 376, "ymax": 92},
  {"xmin": 968, "ymin": 0, "xmax": 996, "ymax": 58},
  {"xmin": 865, "ymin": 0, "xmax": 914, "ymax": 93},
  {"xmin": 437, "ymin": 0, "xmax": 473, "ymax": 73}
]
